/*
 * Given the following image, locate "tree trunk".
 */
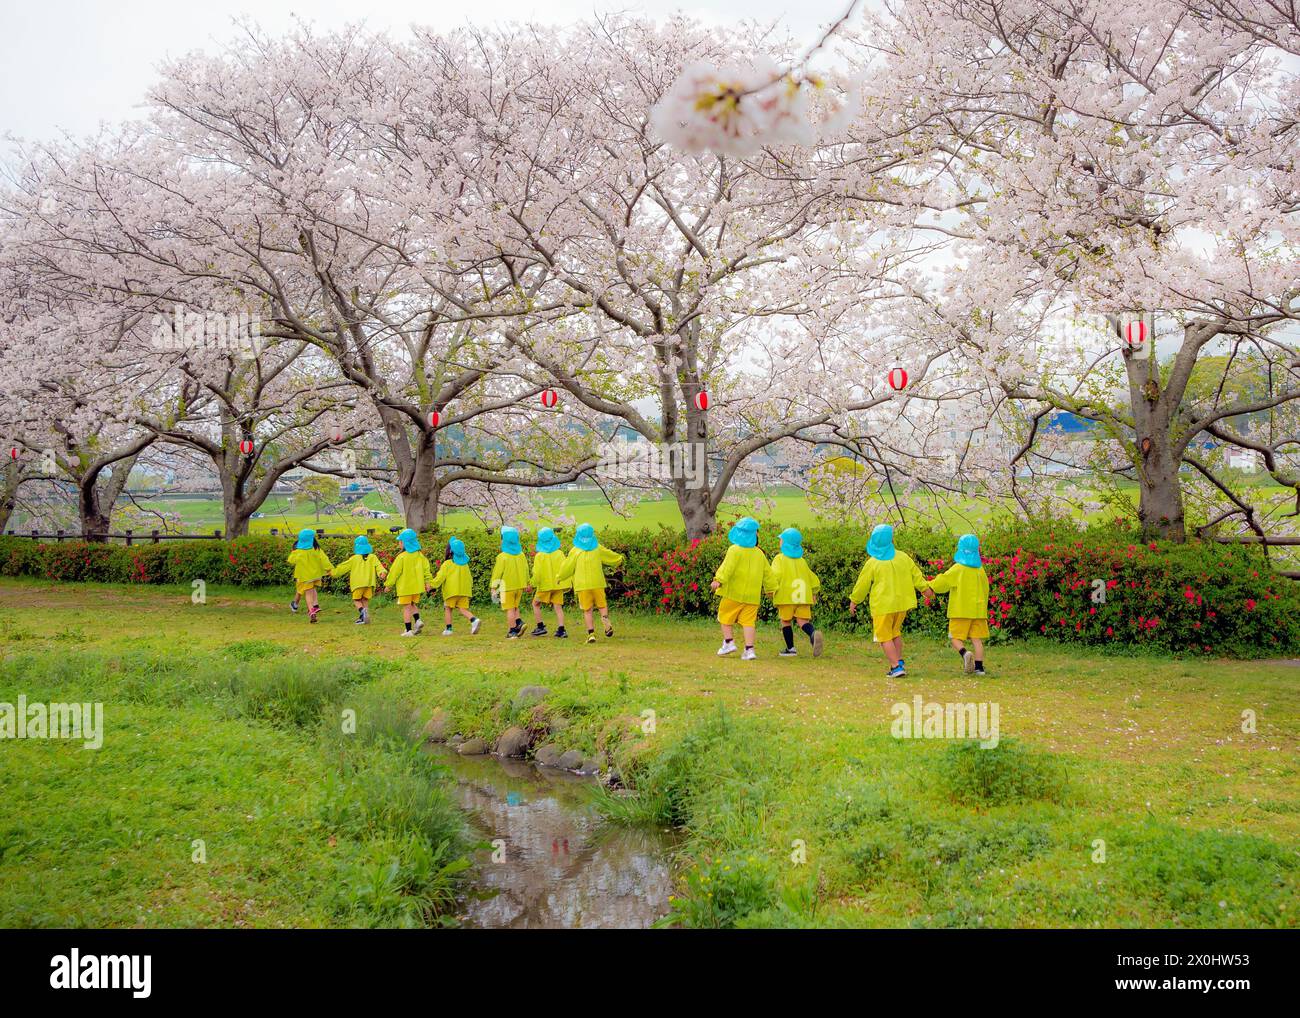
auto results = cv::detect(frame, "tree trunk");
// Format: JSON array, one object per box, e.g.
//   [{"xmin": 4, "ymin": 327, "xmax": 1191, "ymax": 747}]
[
  {"xmin": 679, "ymin": 485, "xmax": 715, "ymax": 541},
  {"xmin": 1136, "ymin": 445, "xmax": 1186, "ymax": 542},
  {"xmin": 0, "ymin": 462, "xmax": 21, "ymax": 533},
  {"xmin": 79, "ymin": 485, "xmax": 111, "ymax": 542},
  {"xmin": 220, "ymin": 467, "xmax": 253, "ymax": 539}
]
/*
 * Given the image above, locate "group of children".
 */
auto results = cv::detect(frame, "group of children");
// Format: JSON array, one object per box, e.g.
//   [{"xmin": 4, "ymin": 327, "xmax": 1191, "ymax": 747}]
[
  {"xmin": 286, "ymin": 523, "xmax": 624, "ymax": 644},
  {"xmin": 285, "ymin": 517, "xmax": 991, "ymax": 675}
]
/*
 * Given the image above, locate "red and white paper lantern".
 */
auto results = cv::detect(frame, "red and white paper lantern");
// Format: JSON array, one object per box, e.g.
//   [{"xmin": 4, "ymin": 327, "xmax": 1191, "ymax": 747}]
[
  {"xmin": 427, "ymin": 410, "xmax": 440, "ymax": 429},
  {"xmin": 887, "ymin": 367, "xmax": 909, "ymax": 391},
  {"xmin": 238, "ymin": 438, "xmax": 254, "ymax": 456},
  {"xmin": 8, "ymin": 447, "xmax": 19, "ymax": 461},
  {"xmin": 329, "ymin": 424, "xmax": 344, "ymax": 443},
  {"xmin": 694, "ymin": 390, "xmax": 710, "ymax": 411},
  {"xmin": 1124, "ymin": 320, "xmax": 1147, "ymax": 347},
  {"xmin": 540, "ymin": 389, "xmax": 559, "ymax": 409}
]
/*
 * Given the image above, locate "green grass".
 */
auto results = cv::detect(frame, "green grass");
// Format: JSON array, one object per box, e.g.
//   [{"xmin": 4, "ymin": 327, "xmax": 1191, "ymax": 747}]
[{"xmin": 1, "ymin": 577, "xmax": 1296, "ymax": 928}]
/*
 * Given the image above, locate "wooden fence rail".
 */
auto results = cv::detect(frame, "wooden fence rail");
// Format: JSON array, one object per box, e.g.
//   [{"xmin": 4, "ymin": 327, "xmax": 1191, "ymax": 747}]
[{"xmin": 3, "ymin": 526, "xmax": 404, "ymax": 545}]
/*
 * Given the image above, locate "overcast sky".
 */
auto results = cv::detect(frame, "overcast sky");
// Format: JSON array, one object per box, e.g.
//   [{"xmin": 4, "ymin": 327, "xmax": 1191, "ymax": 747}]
[{"xmin": 1, "ymin": 1, "xmax": 840, "ymax": 144}]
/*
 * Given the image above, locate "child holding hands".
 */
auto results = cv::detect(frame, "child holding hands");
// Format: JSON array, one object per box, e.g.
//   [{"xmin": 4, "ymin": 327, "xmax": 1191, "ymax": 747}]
[
  {"xmin": 926, "ymin": 533, "xmax": 991, "ymax": 675},
  {"xmin": 848, "ymin": 524, "xmax": 930, "ymax": 677}
]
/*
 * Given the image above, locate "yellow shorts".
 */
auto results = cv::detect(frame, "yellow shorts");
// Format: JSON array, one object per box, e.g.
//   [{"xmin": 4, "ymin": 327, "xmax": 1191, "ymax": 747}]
[
  {"xmin": 444, "ymin": 595, "xmax": 469, "ymax": 610},
  {"xmin": 533, "ymin": 589, "xmax": 566, "ymax": 606},
  {"xmin": 777, "ymin": 603, "xmax": 812, "ymax": 623},
  {"xmin": 398, "ymin": 593, "xmax": 421, "ymax": 606},
  {"xmin": 949, "ymin": 617, "xmax": 990, "ymax": 640},
  {"xmin": 718, "ymin": 598, "xmax": 759, "ymax": 627},
  {"xmin": 500, "ymin": 589, "xmax": 522, "ymax": 611},
  {"xmin": 295, "ymin": 580, "xmax": 319, "ymax": 596},
  {"xmin": 872, "ymin": 611, "xmax": 907, "ymax": 642},
  {"xmin": 577, "ymin": 588, "xmax": 607, "ymax": 610},
  {"xmin": 351, "ymin": 587, "xmax": 374, "ymax": 601}
]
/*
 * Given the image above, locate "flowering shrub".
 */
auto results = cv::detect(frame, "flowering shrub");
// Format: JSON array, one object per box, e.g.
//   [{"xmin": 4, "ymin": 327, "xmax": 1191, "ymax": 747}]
[{"xmin": 0, "ymin": 518, "xmax": 1295, "ymax": 657}]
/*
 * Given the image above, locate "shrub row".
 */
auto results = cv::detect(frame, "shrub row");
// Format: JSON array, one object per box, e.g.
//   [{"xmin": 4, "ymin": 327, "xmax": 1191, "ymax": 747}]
[{"xmin": 0, "ymin": 517, "xmax": 1295, "ymax": 657}]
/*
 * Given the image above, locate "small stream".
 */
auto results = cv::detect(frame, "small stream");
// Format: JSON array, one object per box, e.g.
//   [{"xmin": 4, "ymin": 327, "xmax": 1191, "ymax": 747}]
[{"xmin": 430, "ymin": 748, "xmax": 677, "ymax": 929}]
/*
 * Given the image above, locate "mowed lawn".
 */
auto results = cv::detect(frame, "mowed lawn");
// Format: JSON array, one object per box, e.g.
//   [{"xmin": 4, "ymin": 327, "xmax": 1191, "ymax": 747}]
[{"xmin": 1, "ymin": 577, "xmax": 1297, "ymax": 927}]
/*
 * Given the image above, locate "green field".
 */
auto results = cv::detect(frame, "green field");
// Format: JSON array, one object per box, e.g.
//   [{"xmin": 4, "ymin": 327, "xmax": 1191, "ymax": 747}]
[{"xmin": 1, "ymin": 577, "xmax": 1295, "ymax": 928}]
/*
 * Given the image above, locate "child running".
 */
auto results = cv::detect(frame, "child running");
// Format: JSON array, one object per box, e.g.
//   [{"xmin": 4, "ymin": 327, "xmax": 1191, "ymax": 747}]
[
  {"xmin": 765, "ymin": 527, "xmax": 824, "ymax": 658},
  {"xmin": 710, "ymin": 516, "xmax": 771, "ymax": 661},
  {"xmin": 557, "ymin": 523, "xmax": 623, "ymax": 644},
  {"xmin": 529, "ymin": 526, "xmax": 570, "ymax": 639},
  {"xmin": 287, "ymin": 528, "xmax": 333, "ymax": 624},
  {"xmin": 330, "ymin": 534, "xmax": 387, "ymax": 624},
  {"xmin": 848, "ymin": 523, "xmax": 930, "ymax": 677},
  {"xmin": 431, "ymin": 537, "xmax": 480, "ymax": 636},
  {"xmin": 491, "ymin": 526, "xmax": 531, "ymax": 639},
  {"xmin": 926, "ymin": 533, "xmax": 990, "ymax": 675},
  {"xmin": 384, "ymin": 528, "xmax": 434, "ymax": 636}
]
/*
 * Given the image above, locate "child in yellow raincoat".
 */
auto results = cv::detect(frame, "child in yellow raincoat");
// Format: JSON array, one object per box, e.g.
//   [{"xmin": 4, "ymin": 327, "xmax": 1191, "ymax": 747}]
[
  {"xmin": 431, "ymin": 537, "xmax": 480, "ymax": 636},
  {"xmin": 557, "ymin": 523, "xmax": 624, "ymax": 643},
  {"xmin": 384, "ymin": 528, "xmax": 434, "ymax": 636},
  {"xmin": 710, "ymin": 516, "xmax": 774, "ymax": 661},
  {"xmin": 330, "ymin": 534, "xmax": 387, "ymax": 625},
  {"xmin": 491, "ymin": 526, "xmax": 531, "ymax": 639},
  {"xmin": 287, "ymin": 528, "xmax": 333, "ymax": 624},
  {"xmin": 926, "ymin": 533, "xmax": 991, "ymax": 675},
  {"xmin": 765, "ymin": 527, "xmax": 824, "ymax": 658},
  {"xmin": 529, "ymin": 527, "xmax": 570, "ymax": 639},
  {"xmin": 848, "ymin": 524, "xmax": 930, "ymax": 677}
]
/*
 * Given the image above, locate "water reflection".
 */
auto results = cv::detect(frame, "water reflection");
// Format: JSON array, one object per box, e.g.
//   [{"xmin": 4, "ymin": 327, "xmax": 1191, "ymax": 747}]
[{"xmin": 432, "ymin": 749, "xmax": 676, "ymax": 929}]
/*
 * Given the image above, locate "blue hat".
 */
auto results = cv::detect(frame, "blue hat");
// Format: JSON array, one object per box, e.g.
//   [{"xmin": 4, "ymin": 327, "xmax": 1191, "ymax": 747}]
[
  {"xmin": 397, "ymin": 528, "xmax": 421, "ymax": 553},
  {"xmin": 953, "ymin": 533, "xmax": 981, "ymax": 568},
  {"xmin": 728, "ymin": 516, "xmax": 759, "ymax": 548},
  {"xmin": 574, "ymin": 523, "xmax": 599, "ymax": 551},
  {"xmin": 353, "ymin": 535, "xmax": 372, "ymax": 556},
  {"xmin": 537, "ymin": 527, "xmax": 561, "ymax": 554},
  {"xmin": 501, "ymin": 526, "xmax": 523, "ymax": 556},
  {"xmin": 867, "ymin": 524, "xmax": 895, "ymax": 561},
  {"xmin": 448, "ymin": 537, "xmax": 469, "ymax": 566},
  {"xmin": 295, "ymin": 528, "xmax": 316, "ymax": 550},
  {"xmin": 779, "ymin": 527, "xmax": 804, "ymax": 559}
]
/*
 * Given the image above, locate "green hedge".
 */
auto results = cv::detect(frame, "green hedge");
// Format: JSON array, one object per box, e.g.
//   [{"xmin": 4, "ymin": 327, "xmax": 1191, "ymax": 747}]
[{"xmin": 0, "ymin": 518, "xmax": 1295, "ymax": 658}]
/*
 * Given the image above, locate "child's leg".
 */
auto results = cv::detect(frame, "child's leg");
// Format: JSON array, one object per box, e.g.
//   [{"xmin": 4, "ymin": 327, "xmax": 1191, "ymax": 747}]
[
  {"xmin": 599, "ymin": 607, "xmax": 612, "ymax": 633},
  {"xmin": 553, "ymin": 603, "xmax": 565, "ymax": 628},
  {"xmin": 403, "ymin": 603, "xmax": 415, "ymax": 630},
  {"xmin": 444, "ymin": 604, "xmax": 453, "ymax": 626},
  {"xmin": 881, "ymin": 638, "xmax": 900, "ymax": 667},
  {"xmin": 741, "ymin": 624, "xmax": 756, "ymax": 649},
  {"xmin": 584, "ymin": 607, "xmax": 595, "ymax": 632},
  {"xmin": 971, "ymin": 637, "xmax": 985, "ymax": 669},
  {"xmin": 458, "ymin": 606, "xmax": 475, "ymax": 620},
  {"xmin": 532, "ymin": 598, "xmax": 544, "ymax": 624},
  {"xmin": 781, "ymin": 623, "xmax": 795, "ymax": 650},
  {"xmin": 305, "ymin": 587, "xmax": 319, "ymax": 612},
  {"xmin": 720, "ymin": 622, "xmax": 734, "ymax": 644}
]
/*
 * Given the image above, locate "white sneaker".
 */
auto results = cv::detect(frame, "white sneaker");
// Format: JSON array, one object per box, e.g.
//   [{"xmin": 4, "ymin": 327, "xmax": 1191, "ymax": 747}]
[
  {"xmin": 401, "ymin": 629, "xmax": 415, "ymax": 637},
  {"xmin": 442, "ymin": 627, "xmax": 453, "ymax": 636},
  {"xmin": 470, "ymin": 617, "xmax": 481, "ymax": 635},
  {"xmin": 741, "ymin": 648, "xmax": 757, "ymax": 661},
  {"xmin": 717, "ymin": 642, "xmax": 737, "ymax": 656},
  {"xmin": 413, "ymin": 618, "xmax": 424, "ymax": 635}
]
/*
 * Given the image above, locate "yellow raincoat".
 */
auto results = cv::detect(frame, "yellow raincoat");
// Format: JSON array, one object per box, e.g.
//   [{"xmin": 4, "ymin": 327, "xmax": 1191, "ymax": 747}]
[
  {"xmin": 849, "ymin": 553, "xmax": 929, "ymax": 615},
  {"xmin": 558, "ymin": 546, "xmax": 624, "ymax": 591},
  {"xmin": 491, "ymin": 552, "xmax": 530, "ymax": 592},
  {"xmin": 927, "ymin": 563, "xmax": 990, "ymax": 619},
  {"xmin": 385, "ymin": 550, "xmax": 434, "ymax": 598},
  {"xmin": 429, "ymin": 559, "xmax": 473, "ymax": 600},
  {"xmin": 330, "ymin": 553, "xmax": 387, "ymax": 595},
  {"xmin": 765, "ymin": 554, "xmax": 820, "ymax": 605},
  {"xmin": 531, "ymin": 549, "xmax": 572, "ymax": 592},
  {"xmin": 287, "ymin": 548, "xmax": 333, "ymax": 585},
  {"xmin": 713, "ymin": 545, "xmax": 774, "ymax": 605}
]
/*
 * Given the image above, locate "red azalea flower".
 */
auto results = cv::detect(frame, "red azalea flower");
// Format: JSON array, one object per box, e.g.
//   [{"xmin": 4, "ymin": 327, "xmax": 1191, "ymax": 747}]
[
  {"xmin": 1105, "ymin": 626, "xmax": 1114, "ymax": 636},
  {"xmin": 1245, "ymin": 599, "xmax": 1256, "ymax": 611}
]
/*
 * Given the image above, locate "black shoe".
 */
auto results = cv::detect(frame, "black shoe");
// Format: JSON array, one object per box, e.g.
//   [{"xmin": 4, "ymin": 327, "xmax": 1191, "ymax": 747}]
[
  {"xmin": 554, "ymin": 626, "xmax": 568, "ymax": 639},
  {"xmin": 604, "ymin": 624, "xmax": 614, "ymax": 638},
  {"xmin": 530, "ymin": 623, "xmax": 547, "ymax": 637},
  {"xmin": 974, "ymin": 666, "xmax": 986, "ymax": 675}
]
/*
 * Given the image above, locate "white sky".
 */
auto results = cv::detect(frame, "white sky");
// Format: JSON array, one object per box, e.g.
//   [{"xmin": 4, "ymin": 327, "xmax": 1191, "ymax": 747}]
[{"xmin": 0, "ymin": 0, "xmax": 841, "ymax": 143}]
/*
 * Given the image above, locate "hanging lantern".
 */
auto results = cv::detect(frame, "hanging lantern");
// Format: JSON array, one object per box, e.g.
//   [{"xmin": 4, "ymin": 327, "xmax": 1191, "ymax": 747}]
[
  {"xmin": 1124, "ymin": 320, "xmax": 1147, "ymax": 347},
  {"xmin": 427, "ymin": 410, "xmax": 440, "ymax": 429},
  {"xmin": 8, "ymin": 447, "xmax": 19, "ymax": 461},
  {"xmin": 694, "ymin": 390, "xmax": 710, "ymax": 411},
  {"xmin": 329, "ymin": 424, "xmax": 344, "ymax": 443},
  {"xmin": 541, "ymin": 389, "xmax": 559, "ymax": 409},
  {"xmin": 887, "ymin": 367, "xmax": 909, "ymax": 391},
  {"xmin": 238, "ymin": 438, "xmax": 254, "ymax": 456}
]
